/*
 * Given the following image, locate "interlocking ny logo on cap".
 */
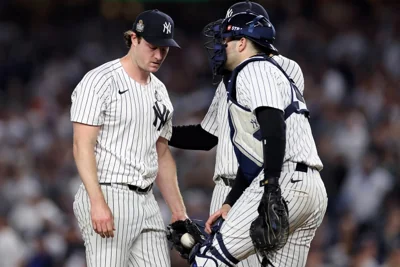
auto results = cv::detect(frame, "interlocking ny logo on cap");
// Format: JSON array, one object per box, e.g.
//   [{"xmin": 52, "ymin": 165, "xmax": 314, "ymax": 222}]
[
  {"xmin": 163, "ymin": 22, "xmax": 171, "ymax": 34},
  {"xmin": 226, "ymin": 8, "xmax": 233, "ymax": 18}
]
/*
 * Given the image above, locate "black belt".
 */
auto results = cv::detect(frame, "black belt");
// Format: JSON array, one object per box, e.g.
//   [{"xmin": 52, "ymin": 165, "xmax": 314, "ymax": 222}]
[
  {"xmin": 219, "ymin": 177, "xmax": 236, "ymax": 187},
  {"xmin": 99, "ymin": 183, "xmax": 153, "ymax": 193},
  {"xmin": 219, "ymin": 163, "xmax": 309, "ymax": 187},
  {"xmin": 295, "ymin": 162, "xmax": 309, "ymax": 173}
]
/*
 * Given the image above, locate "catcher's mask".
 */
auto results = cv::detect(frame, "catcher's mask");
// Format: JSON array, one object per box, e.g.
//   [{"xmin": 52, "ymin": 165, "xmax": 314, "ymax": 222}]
[{"xmin": 203, "ymin": 11, "xmax": 278, "ymax": 79}]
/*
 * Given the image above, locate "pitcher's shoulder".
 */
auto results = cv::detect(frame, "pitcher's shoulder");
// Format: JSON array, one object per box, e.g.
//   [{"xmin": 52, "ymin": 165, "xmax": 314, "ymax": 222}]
[{"xmin": 80, "ymin": 59, "xmax": 120, "ymax": 86}]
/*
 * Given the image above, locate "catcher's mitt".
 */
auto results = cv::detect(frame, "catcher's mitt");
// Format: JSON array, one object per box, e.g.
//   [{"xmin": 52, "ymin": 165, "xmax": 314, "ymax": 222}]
[
  {"xmin": 250, "ymin": 177, "xmax": 289, "ymax": 262},
  {"xmin": 167, "ymin": 219, "xmax": 206, "ymax": 260}
]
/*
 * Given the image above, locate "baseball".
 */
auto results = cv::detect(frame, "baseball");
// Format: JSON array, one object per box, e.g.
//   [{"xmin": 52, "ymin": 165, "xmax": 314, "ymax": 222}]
[{"xmin": 180, "ymin": 233, "xmax": 195, "ymax": 249}]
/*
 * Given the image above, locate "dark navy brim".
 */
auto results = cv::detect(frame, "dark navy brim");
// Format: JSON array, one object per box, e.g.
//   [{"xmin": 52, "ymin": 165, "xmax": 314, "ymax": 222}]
[{"xmin": 144, "ymin": 36, "xmax": 181, "ymax": 48}]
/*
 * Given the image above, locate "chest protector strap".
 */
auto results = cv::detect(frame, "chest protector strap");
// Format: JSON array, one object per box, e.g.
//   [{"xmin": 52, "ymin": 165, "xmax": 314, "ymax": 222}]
[{"xmin": 226, "ymin": 55, "xmax": 310, "ymax": 120}]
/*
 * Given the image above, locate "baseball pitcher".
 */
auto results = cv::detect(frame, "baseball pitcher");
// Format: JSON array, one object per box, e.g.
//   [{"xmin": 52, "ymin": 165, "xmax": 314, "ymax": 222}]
[{"xmin": 71, "ymin": 9, "xmax": 189, "ymax": 267}]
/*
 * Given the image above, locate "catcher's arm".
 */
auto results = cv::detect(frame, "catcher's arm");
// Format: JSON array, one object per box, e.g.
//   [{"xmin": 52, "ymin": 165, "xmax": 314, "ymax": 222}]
[
  {"xmin": 249, "ymin": 107, "xmax": 289, "ymax": 260},
  {"xmin": 169, "ymin": 81, "xmax": 223, "ymax": 151},
  {"xmin": 223, "ymin": 166, "xmax": 250, "ymax": 207},
  {"xmin": 224, "ymin": 106, "xmax": 285, "ymax": 206},
  {"xmin": 169, "ymin": 124, "xmax": 218, "ymax": 150},
  {"xmin": 255, "ymin": 106, "xmax": 286, "ymax": 182}
]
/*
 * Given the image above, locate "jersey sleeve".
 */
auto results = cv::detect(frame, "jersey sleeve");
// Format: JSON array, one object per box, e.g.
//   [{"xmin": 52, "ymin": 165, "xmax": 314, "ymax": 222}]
[
  {"xmin": 237, "ymin": 61, "xmax": 286, "ymax": 112},
  {"xmin": 200, "ymin": 81, "xmax": 224, "ymax": 136},
  {"xmin": 70, "ymin": 72, "xmax": 112, "ymax": 126},
  {"xmin": 160, "ymin": 110, "xmax": 173, "ymax": 141},
  {"xmin": 159, "ymin": 85, "xmax": 174, "ymax": 141},
  {"xmin": 279, "ymin": 57, "xmax": 304, "ymax": 94}
]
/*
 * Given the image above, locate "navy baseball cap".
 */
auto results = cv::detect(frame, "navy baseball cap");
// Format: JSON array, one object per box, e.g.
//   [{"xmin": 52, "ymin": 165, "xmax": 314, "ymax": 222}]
[
  {"xmin": 132, "ymin": 9, "xmax": 180, "ymax": 48},
  {"xmin": 225, "ymin": 1, "xmax": 269, "ymax": 19}
]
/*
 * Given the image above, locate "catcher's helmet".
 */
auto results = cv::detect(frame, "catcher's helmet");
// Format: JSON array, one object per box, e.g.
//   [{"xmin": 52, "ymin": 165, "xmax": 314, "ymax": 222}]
[
  {"xmin": 203, "ymin": 2, "xmax": 278, "ymax": 77},
  {"xmin": 224, "ymin": 1, "xmax": 270, "ymax": 19}
]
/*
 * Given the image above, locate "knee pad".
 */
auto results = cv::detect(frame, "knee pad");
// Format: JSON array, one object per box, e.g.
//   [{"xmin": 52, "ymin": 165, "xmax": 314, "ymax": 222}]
[
  {"xmin": 190, "ymin": 244, "xmax": 218, "ymax": 267},
  {"xmin": 191, "ymin": 255, "xmax": 218, "ymax": 267},
  {"xmin": 189, "ymin": 232, "xmax": 239, "ymax": 267}
]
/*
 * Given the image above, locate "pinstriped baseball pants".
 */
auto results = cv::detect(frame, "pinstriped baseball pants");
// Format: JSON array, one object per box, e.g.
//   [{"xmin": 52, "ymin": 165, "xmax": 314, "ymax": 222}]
[
  {"xmin": 210, "ymin": 181, "xmax": 261, "ymax": 267},
  {"xmin": 73, "ymin": 183, "xmax": 170, "ymax": 267},
  {"xmin": 205, "ymin": 162, "xmax": 328, "ymax": 267}
]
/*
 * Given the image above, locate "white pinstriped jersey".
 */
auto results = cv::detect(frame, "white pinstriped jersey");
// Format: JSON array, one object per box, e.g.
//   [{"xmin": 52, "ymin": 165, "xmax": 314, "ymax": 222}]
[
  {"xmin": 231, "ymin": 56, "xmax": 323, "ymax": 170},
  {"xmin": 201, "ymin": 55, "xmax": 318, "ymax": 180},
  {"xmin": 71, "ymin": 59, "xmax": 173, "ymax": 188}
]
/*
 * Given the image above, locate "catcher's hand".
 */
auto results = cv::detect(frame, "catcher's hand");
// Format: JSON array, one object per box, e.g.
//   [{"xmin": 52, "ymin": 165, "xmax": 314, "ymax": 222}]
[
  {"xmin": 166, "ymin": 219, "xmax": 206, "ymax": 260},
  {"xmin": 250, "ymin": 177, "xmax": 289, "ymax": 260}
]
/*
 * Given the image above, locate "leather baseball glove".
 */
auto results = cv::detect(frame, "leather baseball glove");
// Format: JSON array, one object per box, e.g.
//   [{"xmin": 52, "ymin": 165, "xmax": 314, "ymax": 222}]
[
  {"xmin": 166, "ymin": 219, "xmax": 206, "ymax": 260},
  {"xmin": 250, "ymin": 177, "xmax": 289, "ymax": 262}
]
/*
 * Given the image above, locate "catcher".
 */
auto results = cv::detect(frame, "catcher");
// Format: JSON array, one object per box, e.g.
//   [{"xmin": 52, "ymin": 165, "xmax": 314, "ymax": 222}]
[{"xmin": 168, "ymin": 3, "xmax": 328, "ymax": 267}]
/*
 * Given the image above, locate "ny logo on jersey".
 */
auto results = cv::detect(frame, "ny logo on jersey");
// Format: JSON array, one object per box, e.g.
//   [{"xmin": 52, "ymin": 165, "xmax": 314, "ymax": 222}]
[
  {"xmin": 153, "ymin": 102, "xmax": 170, "ymax": 131},
  {"xmin": 250, "ymin": 118, "xmax": 259, "ymax": 129},
  {"xmin": 163, "ymin": 22, "xmax": 171, "ymax": 34}
]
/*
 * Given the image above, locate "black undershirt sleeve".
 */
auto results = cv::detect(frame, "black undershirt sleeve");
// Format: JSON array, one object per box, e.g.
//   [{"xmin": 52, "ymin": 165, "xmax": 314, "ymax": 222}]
[
  {"xmin": 168, "ymin": 124, "xmax": 218, "ymax": 150},
  {"xmin": 256, "ymin": 107, "xmax": 286, "ymax": 179},
  {"xmin": 223, "ymin": 166, "xmax": 250, "ymax": 206},
  {"xmin": 223, "ymin": 106, "xmax": 286, "ymax": 206}
]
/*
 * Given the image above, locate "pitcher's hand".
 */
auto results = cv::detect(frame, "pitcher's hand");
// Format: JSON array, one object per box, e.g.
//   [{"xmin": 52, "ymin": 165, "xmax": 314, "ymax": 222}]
[
  {"xmin": 91, "ymin": 200, "xmax": 115, "ymax": 238},
  {"xmin": 170, "ymin": 211, "xmax": 188, "ymax": 224}
]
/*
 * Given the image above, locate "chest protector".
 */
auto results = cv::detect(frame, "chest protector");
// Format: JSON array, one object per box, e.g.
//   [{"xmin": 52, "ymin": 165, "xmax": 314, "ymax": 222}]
[{"xmin": 226, "ymin": 55, "xmax": 310, "ymax": 182}]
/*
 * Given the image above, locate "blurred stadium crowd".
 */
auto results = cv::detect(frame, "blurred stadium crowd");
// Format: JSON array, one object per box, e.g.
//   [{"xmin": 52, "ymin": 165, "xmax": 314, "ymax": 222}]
[{"xmin": 0, "ymin": 0, "xmax": 399, "ymax": 266}]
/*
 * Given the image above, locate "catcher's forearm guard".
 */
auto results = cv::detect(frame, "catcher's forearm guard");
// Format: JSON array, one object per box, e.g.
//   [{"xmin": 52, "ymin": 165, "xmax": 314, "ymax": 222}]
[
  {"xmin": 250, "ymin": 179, "xmax": 289, "ymax": 264},
  {"xmin": 166, "ymin": 219, "xmax": 206, "ymax": 260}
]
